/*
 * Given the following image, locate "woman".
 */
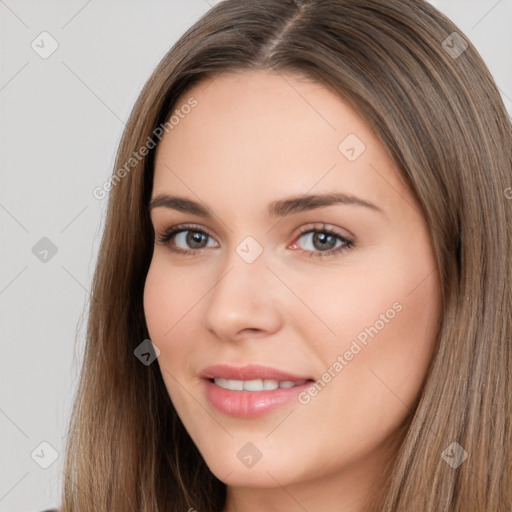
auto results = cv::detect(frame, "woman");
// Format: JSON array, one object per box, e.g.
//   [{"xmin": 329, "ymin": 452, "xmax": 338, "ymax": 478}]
[{"xmin": 56, "ymin": 0, "xmax": 512, "ymax": 511}]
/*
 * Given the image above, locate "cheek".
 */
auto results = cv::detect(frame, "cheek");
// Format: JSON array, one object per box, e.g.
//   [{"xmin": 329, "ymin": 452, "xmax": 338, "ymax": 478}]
[
  {"xmin": 143, "ymin": 258, "xmax": 209, "ymax": 407},
  {"xmin": 303, "ymin": 243, "xmax": 442, "ymax": 431},
  {"xmin": 143, "ymin": 261, "xmax": 194, "ymax": 386},
  {"xmin": 143, "ymin": 257, "xmax": 201, "ymax": 340},
  {"xmin": 351, "ymin": 242, "xmax": 442, "ymax": 395},
  {"xmin": 301, "ymin": 223, "xmax": 438, "ymax": 374}
]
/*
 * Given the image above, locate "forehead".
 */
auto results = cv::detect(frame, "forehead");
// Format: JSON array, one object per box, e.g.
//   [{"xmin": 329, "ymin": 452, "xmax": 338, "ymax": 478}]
[
  {"xmin": 152, "ymin": 70, "xmax": 410, "ymax": 217},
  {"xmin": 156, "ymin": 69, "xmax": 371, "ymax": 161}
]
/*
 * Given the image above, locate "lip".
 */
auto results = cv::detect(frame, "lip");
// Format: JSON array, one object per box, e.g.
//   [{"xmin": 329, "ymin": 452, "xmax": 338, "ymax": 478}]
[
  {"xmin": 200, "ymin": 364, "xmax": 314, "ymax": 418},
  {"xmin": 200, "ymin": 364, "xmax": 312, "ymax": 382}
]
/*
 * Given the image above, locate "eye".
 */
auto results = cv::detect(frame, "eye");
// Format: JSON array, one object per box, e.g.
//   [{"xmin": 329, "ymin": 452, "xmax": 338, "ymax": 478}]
[
  {"xmin": 290, "ymin": 223, "xmax": 354, "ymax": 259},
  {"xmin": 154, "ymin": 222, "xmax": 354, "ymax": 259},
  {"xmin": 154, "ymin": 223, "xmax": 218, "ymax": 255}
]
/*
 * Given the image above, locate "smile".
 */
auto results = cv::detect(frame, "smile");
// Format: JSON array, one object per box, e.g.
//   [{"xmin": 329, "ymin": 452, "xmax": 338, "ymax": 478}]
[
  {"xmin": 200, "ymin": 364, "xmax": 314, "ymax": 417},
  {"xmin": 212, "ymin": 378, "xmax": 308, "ymax": 391}
]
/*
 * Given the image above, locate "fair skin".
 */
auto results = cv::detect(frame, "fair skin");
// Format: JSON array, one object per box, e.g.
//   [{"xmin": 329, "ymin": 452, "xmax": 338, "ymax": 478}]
[{"xmin": 143, "ymin": 70, "xmax": 442, "ymax": 512}]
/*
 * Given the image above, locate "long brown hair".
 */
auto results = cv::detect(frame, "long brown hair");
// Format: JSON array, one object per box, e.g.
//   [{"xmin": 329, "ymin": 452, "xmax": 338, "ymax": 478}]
[{"xmin": 59, "ymin": 1, "xmax": 512, "ymax": 510}]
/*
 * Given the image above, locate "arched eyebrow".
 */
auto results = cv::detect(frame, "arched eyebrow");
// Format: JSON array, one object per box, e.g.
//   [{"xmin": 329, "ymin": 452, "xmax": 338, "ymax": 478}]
[
  {"xmin": 148, "ymin": 192, "xmax": 384, "ymax": 217},
  {"xmin": 268, "ymin": 192, "xmax": 384, "ymax": 217}
]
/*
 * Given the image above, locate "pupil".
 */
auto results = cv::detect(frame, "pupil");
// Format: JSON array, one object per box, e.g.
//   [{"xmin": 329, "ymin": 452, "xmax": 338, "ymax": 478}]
[
  {"xmin": 314, "ymin": 232, "xmax": 335, "ymax": 250},
  {"xmin": 188, "ymin": 231, "xmax": 205, "ymax": 248}
]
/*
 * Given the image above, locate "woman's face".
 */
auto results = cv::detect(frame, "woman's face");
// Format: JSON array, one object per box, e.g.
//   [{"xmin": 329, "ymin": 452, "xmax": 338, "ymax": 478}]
[{"xmin": 144, "ymin": 70, "xmax": 442, "ymax": 504}]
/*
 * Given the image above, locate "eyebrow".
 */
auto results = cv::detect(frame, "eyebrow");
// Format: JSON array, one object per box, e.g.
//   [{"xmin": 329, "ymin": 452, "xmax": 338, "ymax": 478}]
[{"xmin": 148, "ymin": 192, "xmax": 384, "ymax": 218}]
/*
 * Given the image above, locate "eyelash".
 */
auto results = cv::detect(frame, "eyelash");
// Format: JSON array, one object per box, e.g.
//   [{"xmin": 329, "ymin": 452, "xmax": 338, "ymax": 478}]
[{"xmin": 154, "ymin": 222, "xmax": 354, "ymax": 259}]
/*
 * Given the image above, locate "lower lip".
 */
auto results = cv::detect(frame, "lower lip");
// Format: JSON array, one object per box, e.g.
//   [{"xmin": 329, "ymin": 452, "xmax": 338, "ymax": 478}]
[{"xmin": 202, "ymin": 379, "xmax": 312, "ymax": 418}]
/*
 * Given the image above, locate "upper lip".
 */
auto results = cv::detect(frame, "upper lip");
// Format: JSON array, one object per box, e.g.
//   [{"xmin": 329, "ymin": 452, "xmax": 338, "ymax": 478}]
[{"xmin": 200, "ymin": 364, "xmax": 313, "ymax": 382}]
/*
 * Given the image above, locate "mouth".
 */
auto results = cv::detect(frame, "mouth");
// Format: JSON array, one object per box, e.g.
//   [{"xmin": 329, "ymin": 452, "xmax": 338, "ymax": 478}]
[
  {"xmin": 200, "ymin": 364, "xmax": 315, "ymax": 418},
  {"xmin": 209, "ymin": 377, "xmax": 309, "ymax": 391}
]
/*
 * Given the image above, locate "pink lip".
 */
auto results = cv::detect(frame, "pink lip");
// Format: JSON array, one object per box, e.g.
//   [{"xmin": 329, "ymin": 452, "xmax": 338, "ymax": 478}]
[
  {"xmin": 200, "ymin": 364, "xmax": 314, "ymax": 418},
  {"xmin": 200, "ymin": 364, "xmax": 312, "ymax": 381}
]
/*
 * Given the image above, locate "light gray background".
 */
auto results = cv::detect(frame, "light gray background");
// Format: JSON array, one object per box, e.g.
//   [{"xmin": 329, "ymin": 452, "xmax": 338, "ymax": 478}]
[{"xmin": 0, "ymin": 1, "xmax": 510, "ymax": 511}]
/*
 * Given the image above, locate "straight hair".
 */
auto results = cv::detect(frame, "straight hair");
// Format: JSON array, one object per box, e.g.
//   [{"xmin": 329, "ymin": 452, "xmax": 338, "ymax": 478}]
[{"xmin": 59, "ymin": 1, "xmax": 512, "ymax": 510}]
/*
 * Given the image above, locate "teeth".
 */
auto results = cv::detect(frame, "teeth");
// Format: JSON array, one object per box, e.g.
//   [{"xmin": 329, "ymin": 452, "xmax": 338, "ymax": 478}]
[
  {"xmin": 245, "ymin": 379, "xmax": 272, "ymax": 391},
  {"xmin": 263, "ymin": 379, "xmax": 279, "ymax": 390},
  {"xmin": 213, "ymin": 378, "xmax": 307, "ymax": 391}
]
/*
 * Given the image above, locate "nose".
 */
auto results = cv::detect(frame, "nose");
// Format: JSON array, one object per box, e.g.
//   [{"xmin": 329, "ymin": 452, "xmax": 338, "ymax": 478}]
[{"xmin": 201, "ymin": 247, "xmax": 283, "ymax": 342}]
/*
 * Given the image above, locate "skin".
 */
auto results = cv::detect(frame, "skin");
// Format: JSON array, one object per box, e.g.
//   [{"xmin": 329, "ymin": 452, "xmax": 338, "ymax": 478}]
[{"xmin": 143, "ymin": 70, "xmax": 442, "ymax": 512}]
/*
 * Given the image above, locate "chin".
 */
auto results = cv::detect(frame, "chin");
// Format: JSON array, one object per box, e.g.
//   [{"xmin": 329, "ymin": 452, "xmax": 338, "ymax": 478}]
[{"xmin": 193, "ymin": 436, "xmax": 314, "ymax": 489}]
